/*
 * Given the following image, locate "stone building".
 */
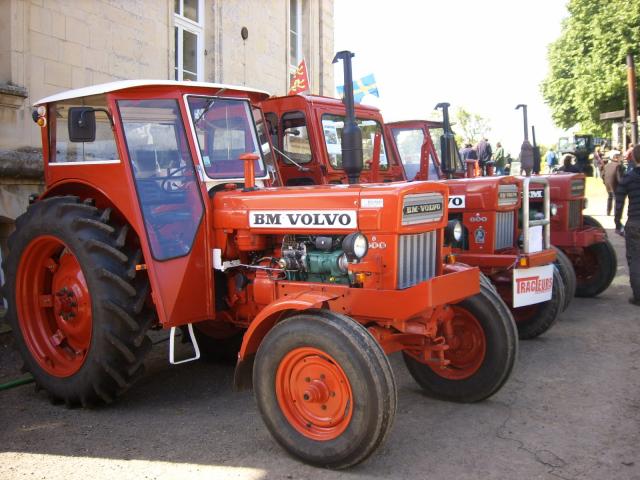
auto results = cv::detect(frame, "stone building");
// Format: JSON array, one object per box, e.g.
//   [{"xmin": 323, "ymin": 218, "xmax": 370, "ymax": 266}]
[{"xmin": 0, "ymin": 0, "xmax": 335, "ymax": 262}]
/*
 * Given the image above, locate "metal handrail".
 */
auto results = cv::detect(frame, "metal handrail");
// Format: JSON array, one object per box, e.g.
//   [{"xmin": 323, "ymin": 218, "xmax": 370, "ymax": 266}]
[{"xmin": 521, "ymin": 177, "xmax": 551, "ymax": 254}]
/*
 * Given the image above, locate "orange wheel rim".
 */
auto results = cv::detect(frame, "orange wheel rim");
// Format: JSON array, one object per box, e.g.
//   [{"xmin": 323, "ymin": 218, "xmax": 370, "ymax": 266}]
[
  {"xmin": 16, "ymin": 236, "xmax": 92, "ymax": 377},
  {"xmin": 432, "ymin": 307, "xmax": 486, "ymax": 380},
  {"xmin": 275, "ymin": 347, "xmax": 353, "ymax": 441}
]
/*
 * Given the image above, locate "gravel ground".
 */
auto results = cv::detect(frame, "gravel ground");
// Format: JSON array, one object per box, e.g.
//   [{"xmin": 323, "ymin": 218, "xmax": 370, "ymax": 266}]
[{"xmin": 1, "ymin": 186, "xmax": 639, "ymax": 480}]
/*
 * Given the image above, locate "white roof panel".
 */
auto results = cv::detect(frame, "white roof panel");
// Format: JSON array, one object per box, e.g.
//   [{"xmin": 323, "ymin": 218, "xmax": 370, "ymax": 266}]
[{"xmin": 34, "ymin": 80, "xmax": 271, "ymax": 105}]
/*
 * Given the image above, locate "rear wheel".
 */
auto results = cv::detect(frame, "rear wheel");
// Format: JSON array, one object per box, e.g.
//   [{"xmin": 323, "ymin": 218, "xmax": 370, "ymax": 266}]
[
  {"xmin": 573, "ymin": 240, "xmax": 617, "ymax": 297},
  {"xmin": 553, "ymin": 246, "xmax": 576, "ymax": 310},
  {"xmin": 253, "ymin": 311, "xmax": 396, "ymax": 469},
  {"xmin": 2, "ymin": 196, "xmax": 152, "ymax": 406},
  {"xmin": 513, "ymin": 267, "xmax": 564, "ymax": 339},
  {"xmin": 403, "ymin": 284, "xmax": 518, "ymax": 403}
]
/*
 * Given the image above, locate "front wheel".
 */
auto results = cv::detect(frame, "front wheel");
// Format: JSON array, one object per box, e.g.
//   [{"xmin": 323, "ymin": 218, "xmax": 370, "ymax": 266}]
[
  {"xmin": 583, "ymin": 215, "xmax": 605, "ymax": 231},
  {"xmin": 553, "ymin": 246, "xmax": 577, "ymax": 310},
  {"xmin": 253, "ymin": 311, "xmax": 397, "ymax": 469},
  {"xmin": 573, "ymin": 240, "xmax": 617, "ymax": 297},
  {"xmin": 403, "ymin": 284, "xmax": 518, "ymax": 403}
]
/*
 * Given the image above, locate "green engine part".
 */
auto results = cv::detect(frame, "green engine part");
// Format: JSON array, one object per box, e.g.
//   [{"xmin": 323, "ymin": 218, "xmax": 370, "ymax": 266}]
[{"xmin": 306, "ymin": 250, "xmax": 349, "ymax": 284}]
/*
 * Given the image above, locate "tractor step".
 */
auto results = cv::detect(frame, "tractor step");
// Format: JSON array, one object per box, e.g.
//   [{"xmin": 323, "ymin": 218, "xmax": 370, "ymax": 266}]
[{"xmin": 169, "ymin": 324, "xmax": 201, "ymax": 365}]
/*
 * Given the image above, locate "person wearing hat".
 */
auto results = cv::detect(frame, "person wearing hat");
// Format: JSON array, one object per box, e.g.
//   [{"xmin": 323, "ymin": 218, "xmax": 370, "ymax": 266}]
[{"xmin": 615, "ymin": 145, "xmax": 640, "ymax": 306}]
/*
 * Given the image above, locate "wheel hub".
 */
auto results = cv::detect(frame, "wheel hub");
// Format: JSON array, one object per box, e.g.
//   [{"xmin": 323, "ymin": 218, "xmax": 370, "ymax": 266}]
[
  {"xmin": 16, "ymin": 236, "xmax": 92, "ymax": 377},
  {"xmin": 276, "ymin": 347, "xmax": 353, "ymax": 441}
]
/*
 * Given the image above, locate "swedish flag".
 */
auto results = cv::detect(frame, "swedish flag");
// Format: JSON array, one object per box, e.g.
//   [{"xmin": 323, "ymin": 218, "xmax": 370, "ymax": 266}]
[{"xmin": 336, "ymin": 74, "xmax": 379, "ymax": 103}]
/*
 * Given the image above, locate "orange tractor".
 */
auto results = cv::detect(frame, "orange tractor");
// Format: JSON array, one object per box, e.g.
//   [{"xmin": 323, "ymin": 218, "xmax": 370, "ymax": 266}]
[
  {"xmin": 3, "ymin": 78, "xmax": 517, "ymax": 468},
  {"xmin": 260, "ymin": 55, "xmax": 564, "ymax": 340}
]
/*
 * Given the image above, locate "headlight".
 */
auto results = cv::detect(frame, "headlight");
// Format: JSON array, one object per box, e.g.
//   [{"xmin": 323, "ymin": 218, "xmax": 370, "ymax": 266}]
[
  {"xmin": 445, "ymin": 220, "xmax": 463, "ymax": 244},
  {"xmin": 342, "ymin": 232, "xmax": 368, "ymax": 261},
  {"xmin": 550, "ymin": 203, "xmax": 558, "ymax": 216}
]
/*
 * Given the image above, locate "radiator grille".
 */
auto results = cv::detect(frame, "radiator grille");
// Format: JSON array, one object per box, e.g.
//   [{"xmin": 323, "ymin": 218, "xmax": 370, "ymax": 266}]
[
  {"xmin": 495, "ymin": 211, "xmax": 515, "ymax": 250},
  {"xmin": 568, "ymin": 200, "xmax": 582, "ymax": 229},
  {"xmin": 397, "ymin": 231, "xmax": 438, "ymax": 289}
]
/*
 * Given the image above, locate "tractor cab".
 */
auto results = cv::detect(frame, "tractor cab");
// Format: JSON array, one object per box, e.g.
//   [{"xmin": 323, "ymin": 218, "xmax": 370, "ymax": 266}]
[{"xmin": 260, "ymin": 94, "xmax": 405, "ymax": 186}]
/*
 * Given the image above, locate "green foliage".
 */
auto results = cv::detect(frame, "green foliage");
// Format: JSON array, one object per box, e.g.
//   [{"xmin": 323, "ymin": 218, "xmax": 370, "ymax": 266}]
[
  {"xmin": 454, "ymin": 107, "xmax": 491, "ymax": 144},
  {"xmin": 542, "ymin": 0, "xmax": 640, "ymax": 135}
]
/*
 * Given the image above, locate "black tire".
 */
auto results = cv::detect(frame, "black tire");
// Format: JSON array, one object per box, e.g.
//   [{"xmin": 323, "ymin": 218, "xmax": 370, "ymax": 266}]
[
  {"xmin": 2, "ymin": 196, "xmax": 153, "ymax": 406},
  {"xmin": 574, "ymin": 240, "xmax": 617, "ymax": 297},
  {"xmin": 403, "ymin": 284, "xmax": 518, "ymax": 403},
  {"xmin": 583, "ymin": 215, "xmax": 605, "ymax": 231},
  {"xmin": 253, "ymin": 310, "xmax": 397, "ymax": 469},
  {"xmin": 514, "ymin": 267, "xmax": 565, "ymax": 340},
  {"xmin": 479, "ymin": 272, "xmax": 498, "ymax": 293},
  {"xmin": 553, "ymin": 246, "xmax": 576, "ymax": 310}
]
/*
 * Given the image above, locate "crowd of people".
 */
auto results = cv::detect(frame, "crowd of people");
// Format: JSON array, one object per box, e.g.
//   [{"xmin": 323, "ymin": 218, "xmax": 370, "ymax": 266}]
[{"xmin": 459, "ymin": 138, "xmax": 512, "ymax": 175}]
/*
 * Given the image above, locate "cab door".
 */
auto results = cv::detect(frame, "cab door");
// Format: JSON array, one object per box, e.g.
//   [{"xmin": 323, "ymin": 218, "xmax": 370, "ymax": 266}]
[
  {"xmin": 276, "ymin": 110, "xmax": 325, "ymax": 186},
  {"xmin": 116, "ymin": 97, "xmax": 213, "ymax": 327}
]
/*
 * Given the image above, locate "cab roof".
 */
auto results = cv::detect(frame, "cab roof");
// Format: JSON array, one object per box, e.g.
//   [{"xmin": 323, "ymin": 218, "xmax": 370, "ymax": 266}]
[
  {"xmin": 34, "ymin": 80, "xmax": 271, "ymax": 106},
  {"xmin": 263, "ymin": 93, "xmax": 382, "ymax": 114}
]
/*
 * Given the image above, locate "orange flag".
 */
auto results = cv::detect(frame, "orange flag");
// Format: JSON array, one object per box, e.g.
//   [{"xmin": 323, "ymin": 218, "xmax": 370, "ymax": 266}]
[{"xmin": 288, "ymin": 59, "xmax": 310, "ymax": 95}]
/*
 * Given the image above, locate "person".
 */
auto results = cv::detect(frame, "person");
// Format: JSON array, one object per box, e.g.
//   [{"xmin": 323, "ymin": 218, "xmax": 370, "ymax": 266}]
[
  {"xmin": 614, "ymin": 144, "xmax": 640, "ymax": 306},
  {"xmin": 476, "ymin": 138, "xmax": 492, "ymax": 176},
  {"xmin": 603, "ymin": 152, "xmax": 624, "ymax": 215},
  {"xmin": 558, "ymin": 154, "xmax": 580, "ymax": 173},
  {"xmin": 493, "ymin": 142, "xmax": 505, "ymax": 175},
  {"xmin": 592, "ymin": 146, "xmax": 603, "ymax": 178},
  {"xmin": 546, "ymin": 147, "xmax": 558, "ymax": 173},
  {"xmin": 625, "ymin": 143, "xmax": 636, "ymax": 173}
]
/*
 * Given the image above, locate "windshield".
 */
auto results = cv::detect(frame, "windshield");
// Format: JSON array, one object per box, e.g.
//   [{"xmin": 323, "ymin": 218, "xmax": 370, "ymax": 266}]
[
  {"xmin": 391, "ymin": 127, "xmax": 439, "ymax": 180},
  {"xmin": 187, "ymin": 96, "xmax": 266, "ymax": 179},
  {"xmin": 321, "ymin": 114, "xmax": 389, "ymax": 170}
]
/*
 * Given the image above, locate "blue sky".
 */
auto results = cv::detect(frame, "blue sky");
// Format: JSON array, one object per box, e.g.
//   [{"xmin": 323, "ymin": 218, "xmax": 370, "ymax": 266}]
[{"xmin": 334, "ymin": 0, "xmax": 570, "ymax": 154}]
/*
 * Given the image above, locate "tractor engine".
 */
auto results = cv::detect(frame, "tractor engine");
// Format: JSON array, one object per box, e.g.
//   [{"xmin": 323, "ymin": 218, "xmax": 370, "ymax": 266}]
[{"xmin": 278, "ymin": 234, "xmax": 359, "ymax": 285}]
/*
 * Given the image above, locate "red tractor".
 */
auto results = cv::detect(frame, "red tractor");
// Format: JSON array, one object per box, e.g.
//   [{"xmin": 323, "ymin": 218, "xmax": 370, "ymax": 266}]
[
  {"xmin": 261, "ymin": 70, "xmax": 564, "ymax": 341},
  {"xmin": 526, "ymin": 174, "xmax": 616, "ymax": 297},
  {"xmin": 2, "ymin": 77, "xmax": 517, "ymax": 468},
  {"xmin": 400, "ymin": 118, "xmax": 615, "ymax": 299}
]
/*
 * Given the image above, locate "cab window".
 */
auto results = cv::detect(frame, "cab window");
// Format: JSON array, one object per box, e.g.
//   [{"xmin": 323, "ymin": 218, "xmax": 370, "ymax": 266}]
[
  {"xmin": 392, "ymin": 127, "xmax": 440, "ymax": 180},
  {"xmin": 281, "ymin": 111, "xmax": 313, "ymax": 165},
  {"xmin": 187, "ymin": 96, "xmax": 265, "ymax": 179},
  {"xmin": 50, "ymin": 94, "xmax": 119, "ymax": 163},
  {"xmin": 321, "ymin": 114, "xmax": 388, "ymax": 170},
  {"xmin": 118, "ymin": 98, "xmax": 203, "ymax": 261}
]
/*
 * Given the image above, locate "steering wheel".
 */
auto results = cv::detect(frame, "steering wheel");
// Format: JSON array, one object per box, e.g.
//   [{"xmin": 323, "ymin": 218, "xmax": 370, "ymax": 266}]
[{"xmin": 161, "ymin": 165, "xmax": 192, "ymax": 192}]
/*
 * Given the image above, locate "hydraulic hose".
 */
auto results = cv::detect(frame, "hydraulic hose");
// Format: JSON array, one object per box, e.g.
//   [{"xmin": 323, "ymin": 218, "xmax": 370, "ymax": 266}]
[{"xmin": 0, "ymin": 375, "xmax": 34, "ymax": 391}]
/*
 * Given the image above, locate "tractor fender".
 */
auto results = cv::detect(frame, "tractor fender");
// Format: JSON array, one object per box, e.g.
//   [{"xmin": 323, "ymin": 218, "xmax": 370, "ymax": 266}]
[
  {"xmin": 233, "ymin": 291, "xmax": 339, "ymax": 391},
  {"xmin": 40, "ymin": 179, "xmax": 143, "ymax": 239}
]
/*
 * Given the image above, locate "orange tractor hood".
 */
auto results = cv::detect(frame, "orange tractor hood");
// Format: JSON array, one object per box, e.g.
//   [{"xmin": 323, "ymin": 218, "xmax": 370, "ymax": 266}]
[
  {"xmin": 212, "ymin": 181, "xmax": 450, "ymax": 235},
  {"xmin": 441, "ymin": 176, "xmax": 521, "ymax": 211}
]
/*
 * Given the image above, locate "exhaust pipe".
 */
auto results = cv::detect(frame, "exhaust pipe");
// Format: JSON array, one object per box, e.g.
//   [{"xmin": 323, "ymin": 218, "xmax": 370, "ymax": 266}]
[
  {"xmin": 435, "ymin": 102, "xmax": 453, "ymax": 178},
  {"xmin": 333, "ymin": 50, "xmax": 363, "ymax": 184},
  {"xmin": 516, "ymin": 104, "xmax": 534, "ymax": 176}
]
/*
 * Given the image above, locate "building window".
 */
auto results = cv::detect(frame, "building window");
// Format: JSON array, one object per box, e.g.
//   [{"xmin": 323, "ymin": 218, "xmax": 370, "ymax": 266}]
[
  {"xmin": 289, "ymin": 0, "xmax": 302, "ymax": 70},
  {"xmin": 174, "ymin": 0, "xmax": 204, "ymax": 81}
]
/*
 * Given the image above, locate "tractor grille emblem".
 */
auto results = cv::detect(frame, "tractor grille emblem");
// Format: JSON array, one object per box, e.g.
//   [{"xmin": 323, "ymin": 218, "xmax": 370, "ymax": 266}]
[{"xmin": 401, "ymin": 193, "xmax": 443, "ymax": 225}]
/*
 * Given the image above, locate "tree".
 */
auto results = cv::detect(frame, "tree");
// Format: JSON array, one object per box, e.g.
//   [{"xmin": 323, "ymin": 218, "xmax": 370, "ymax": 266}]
[
  {"xmin": 454, "ymin": 107, "xmax": 491, "ymax": 144},
  {"xmin": 541, "ymin": 0, "xmax": 640, "ymax": 136}
]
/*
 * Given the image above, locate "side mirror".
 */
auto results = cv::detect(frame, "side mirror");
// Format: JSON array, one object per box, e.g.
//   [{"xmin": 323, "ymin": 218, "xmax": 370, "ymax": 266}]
[{"xmin": 68, "ymin": 107, "xmax": 96, "ymax": 143}]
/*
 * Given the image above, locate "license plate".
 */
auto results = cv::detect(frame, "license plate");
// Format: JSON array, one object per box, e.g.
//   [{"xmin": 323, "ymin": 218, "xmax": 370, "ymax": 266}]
[{"xmin": 513, "ymin": 264, "xmax": 554, "ymax": 307}]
